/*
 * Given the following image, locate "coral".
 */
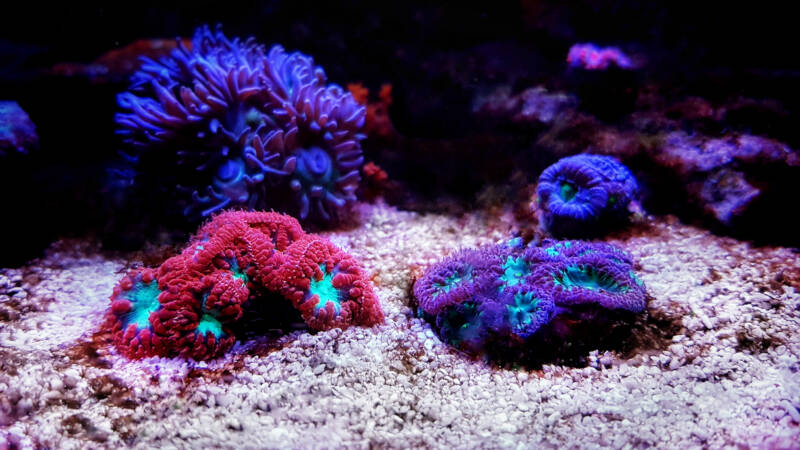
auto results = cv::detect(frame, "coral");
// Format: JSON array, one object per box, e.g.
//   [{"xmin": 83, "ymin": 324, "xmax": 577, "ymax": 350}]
[
  {"xmin": 538, "ymin": 253, "xmax": 646, "ymax": 313},
  {"xmin": 536, "ymin": 154, "xmax": 639, "ymax": 237},
  {"xmin": 271, "ymin": 236, "xmax": 384, "ymax": 330},
  {"xmin": 412, "ymin": 248, "xmax": 495, "ymax": 315},
  {"xmin": 433, "ymin": 300, "xmax": 491, "ymax": 353},
  {"xmin": 115, "ymin": 25, "xmax": 366, "ymax": 224},
  {"xmin": 105, "ymin": 210, "xmax": 383, "ymax": 360},
  {"xmin": 0, "ymin": 101, "xmax": 38, "ymax": 156},
  {"xmin": 498, "ymin": 285, "xmax": 556, "ymax": 339},
  {"xmin": 107, "ymin": 268, "xmax": 164, "ymax": 358},
  {"xmin": 566, "ymin": 43, "xmax": 634, "ymax": 70},
  {"xmin": 413, "ymin": 238, "xmax": 645, "ymax": 358},
  {"xmin": 359, "ymin": 161, "xmax": 392, "ymax": 201}
]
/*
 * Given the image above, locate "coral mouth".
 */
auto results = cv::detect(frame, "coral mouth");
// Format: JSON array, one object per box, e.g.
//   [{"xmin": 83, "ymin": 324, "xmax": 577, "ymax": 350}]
[
  {"xmin": 553, "ymin": 264, "xmax": 629, "ymax": 294},
  {"xmin": 432, "ymin": 267, "xmax": 473, "ymax": 298},
  {"xmin": 499, "ymin": 256, "xmax": 530, "ymax": 290},
  {"xmin": 559, "ymin": 180, "xmax": 578, "ymax": 202},
  {"xmin": 308, "ymin": 263, "xmax": 342, "ymax": 315},
  {"xmin": 121, "ymin": 279, "xmax": 162, "ymax": 329}
]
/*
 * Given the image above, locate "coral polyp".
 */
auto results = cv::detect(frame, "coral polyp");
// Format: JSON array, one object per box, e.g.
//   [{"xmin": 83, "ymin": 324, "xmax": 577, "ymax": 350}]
[
  {"xmin": 107, "ymin": 268, "xmax": 164, "ymax": 358},
  {"xmin": 412, "ymin": 248, "xmax": 493, "ymax": 315},
  {"xmin": 500, "ymin": 286, "xmax": 556, "ymax": 339},
  {"xmin": 115, "ymin": 25, "xmax": 365, "ymax": 224},
  {"xmin": 105, "ymin": 210, "xmax": 383, "ymax": 360},
  {"xmin": 542, "ymin": 253, "xmax": 647, "ymax": 314},
  {"xmin": 413, "ymin": 238, "xmax": 646, "ymax": 359},
  {"xmin": 434, "ymin": 301, "xmax": 488, "ymax": 353},
  {"xmin": 536, "ymin": 154, "xmax": 639, "ymax": 237},
  {"xmin": 273, "ymin": 236, "xmax": 384, "ymax": 330}
]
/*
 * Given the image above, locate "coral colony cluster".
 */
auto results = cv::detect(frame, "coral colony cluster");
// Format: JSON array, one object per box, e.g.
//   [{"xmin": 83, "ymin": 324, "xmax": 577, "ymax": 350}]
[
  {"xmin": 414, "ymin": 238, "xmax": 646, "ymax": 357},
  {"xmin": 115, "ymin": 25, "xmax": 366, "ymax": 223},
  {"xmin": 106, "ymin": 211, "xmax": 384, "ymax": 360},
  {"xmin": 536, "ymin": 154, "xmax": 639, "ymax": 237},
  {"xmin": 566, "ymin": 43, "xmax": 634, "ymax": 70}
]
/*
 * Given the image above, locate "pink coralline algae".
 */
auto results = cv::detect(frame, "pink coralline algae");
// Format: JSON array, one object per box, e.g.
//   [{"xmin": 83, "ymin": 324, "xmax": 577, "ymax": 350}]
[
  {"xmin": 567, "ymin": 43, "xmax": 634, "ymax": 70},
  {"xmin": 115, "ymin": 25, "xmax": 366, "ymax": 224},
  {"xmin": 0, "ymin": 101, "xmax": 38, "ymax": 157},
  {"xmin": 106, "ymin": 210, "xmax": 383, "ymax": 360},
  {"xmin": 413, "ymin": 238, "xmax": 646, "ymax": 358}
]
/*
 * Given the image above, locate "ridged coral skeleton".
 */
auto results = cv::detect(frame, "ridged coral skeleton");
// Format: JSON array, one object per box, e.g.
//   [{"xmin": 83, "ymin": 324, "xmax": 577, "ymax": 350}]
[
  {"xmin": 115, "ymin": 25, "xmax": 366, "ymax": 223},
  {"xmin": 106, "ymin": 211, "xmax": 383, "ymax": 360},
  {"xmin": 413, "ymin": 238, "xmax": 646, "ymax": 356}
]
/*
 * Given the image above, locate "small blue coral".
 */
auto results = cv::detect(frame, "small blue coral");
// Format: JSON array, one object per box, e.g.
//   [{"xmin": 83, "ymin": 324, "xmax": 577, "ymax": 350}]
[
  {"xmin": 536, "ymin": 154, "xmax": 639, "ymax": 237},
  {"xmin": 115, "ymin": 25, "xmax": 365, "ymax": 224}
]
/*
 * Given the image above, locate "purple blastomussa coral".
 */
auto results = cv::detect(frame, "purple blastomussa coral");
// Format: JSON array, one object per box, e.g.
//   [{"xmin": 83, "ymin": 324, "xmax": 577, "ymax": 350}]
[
  {"xmin": 413, "ymin": 238, "xmax": 646, "ymax": 361},
  {"xmin": 536, "ymin": 154, "xmax": 639, "ymax": 238},
  {"xmin": 567, "ymin": 43, "xmax": 634, "ymax": 70},
  {"xmin": 413, "ymin": 248, "xmax": 495, "ymax": 315},
  {"xmin": 115, "ymin": 25, "xmax": 365, "ymax": 224}
]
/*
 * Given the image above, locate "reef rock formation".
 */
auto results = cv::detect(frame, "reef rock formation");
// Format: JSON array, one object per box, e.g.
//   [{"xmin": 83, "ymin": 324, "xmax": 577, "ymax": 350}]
[
  {"xmin": 650, "ymin": 132, "xmax": 800, "ymax": 232},
  {"xmin": 106, "ymin": 210, "xmax": 383, "ymax": 360}
]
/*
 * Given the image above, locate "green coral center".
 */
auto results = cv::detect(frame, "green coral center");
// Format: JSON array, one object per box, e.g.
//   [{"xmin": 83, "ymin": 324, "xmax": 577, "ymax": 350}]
[
  {"xmin": 545, "ymin": 241, "xmax": 573, "ymax": 257},
  {"xmin": 560, "ymin": 181, "xmax": 578, "ymax": 202},
  {"xmin": 441, "ymin": 302, "xmax": 482, "ymax": 345},
  {"xmin": 553, "ymin": 265, "xmax": 629, "ymax": 293},
  {"xmin": 499, "ymin": 256, "xmax": 529, "ymax": 290},
  {"xmin": 506, "ymin": 291, "xmax": 541, "ymax": 330},
  {"xmin": 432, "ymin": 267, "xmax": 472, "ymax": 298},
  {"xmin": 227, "ymin": 258, "xmax": 249, "ymax": 284},
  {"xmin": 123, "ymin": 280, "xmax": 162, "ymax": 329},
  {"xmin": 310, "ymin": 263, "xmax": 342, "ymax": 314},
  {"xmin": 196, "ymin": 314, "xmax": 224, "ymax": 338}
]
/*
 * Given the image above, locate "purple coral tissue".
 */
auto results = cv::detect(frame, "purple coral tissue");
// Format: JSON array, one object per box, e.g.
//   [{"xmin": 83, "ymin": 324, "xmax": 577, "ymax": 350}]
[
  {"xmin": 414, "ymin": 238, "xmax": 646, "ymax": 358},
  {"xmin": 115, "ymin": 25, "xmax": 365, "ymax": 224}
]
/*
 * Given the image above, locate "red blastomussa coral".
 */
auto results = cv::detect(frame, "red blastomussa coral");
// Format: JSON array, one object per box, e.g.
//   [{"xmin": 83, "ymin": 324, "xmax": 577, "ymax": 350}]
[
  {"xmin": 106, "ymin": 210, "xmax": 383, "ymax": 360},
  {"xmin": 270, "ymin": 236, "xmax": 384, "ymax": 330}
]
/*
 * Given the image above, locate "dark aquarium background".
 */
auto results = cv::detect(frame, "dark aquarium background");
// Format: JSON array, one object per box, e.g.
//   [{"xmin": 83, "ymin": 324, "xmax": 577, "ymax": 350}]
[{"xmin": 2, "ymin": 1, "xmax": 799, "ymax": 266}]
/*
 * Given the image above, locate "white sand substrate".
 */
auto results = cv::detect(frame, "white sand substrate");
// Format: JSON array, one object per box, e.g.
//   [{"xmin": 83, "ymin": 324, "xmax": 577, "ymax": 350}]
[{"xmin": 1, "ymin": 201, "xmax": 799, "ymax": 449}]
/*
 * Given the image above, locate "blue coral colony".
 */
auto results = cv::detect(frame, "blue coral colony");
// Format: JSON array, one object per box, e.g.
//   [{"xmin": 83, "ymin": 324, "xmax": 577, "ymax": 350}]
[
  {"xmin": 115, "ymin": 25, "xmax": 365, "ymax": 223},
  {"xmin": 414, "ymin": 238, "xmax": 646, "ymax": 358}
]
